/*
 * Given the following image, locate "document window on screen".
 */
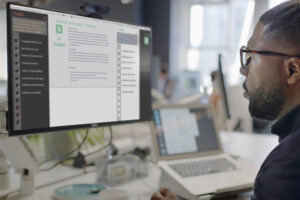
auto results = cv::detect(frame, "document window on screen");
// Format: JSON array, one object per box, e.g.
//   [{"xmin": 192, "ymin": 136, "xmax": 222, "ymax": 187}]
[{"xmin": 8, "ymin": 4, "xmax": 151, "ymax": 132}]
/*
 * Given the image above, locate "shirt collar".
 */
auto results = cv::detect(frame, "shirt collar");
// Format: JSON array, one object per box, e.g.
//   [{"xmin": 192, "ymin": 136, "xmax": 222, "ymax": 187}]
[{"xmin": 271, "ymin": 104, "xmax": 300, "ymax": 142}]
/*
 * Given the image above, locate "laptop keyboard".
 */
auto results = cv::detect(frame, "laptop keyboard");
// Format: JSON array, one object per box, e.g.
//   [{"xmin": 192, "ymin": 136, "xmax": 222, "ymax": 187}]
[{"xmin": 169, "ymin": 158, "xmax": 237, "ymax": 178}]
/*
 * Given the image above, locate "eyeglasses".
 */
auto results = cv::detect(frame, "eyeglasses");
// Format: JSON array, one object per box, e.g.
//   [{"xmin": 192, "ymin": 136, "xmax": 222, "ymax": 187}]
[{"xmin": 240, "ymin": 45, "xmax": 300, "ymax": 69}]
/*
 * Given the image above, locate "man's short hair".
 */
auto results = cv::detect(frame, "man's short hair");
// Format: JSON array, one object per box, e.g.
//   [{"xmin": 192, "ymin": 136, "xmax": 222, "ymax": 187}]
[{"xmin": 259, "ymin": 0, "xmax": 300, "ymax": 45}]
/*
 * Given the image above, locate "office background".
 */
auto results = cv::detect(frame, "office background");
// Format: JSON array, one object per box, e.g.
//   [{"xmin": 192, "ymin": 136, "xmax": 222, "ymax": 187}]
[
  {"xmin": 0, "ymin": 0, "xmax": 287, "ymax": 83},
  {"xmin": 0, "ymin": 0, "xmax": 291, "ymax": 199}
]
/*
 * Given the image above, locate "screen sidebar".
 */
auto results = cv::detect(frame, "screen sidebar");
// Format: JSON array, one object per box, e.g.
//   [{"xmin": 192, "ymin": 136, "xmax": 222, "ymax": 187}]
[{"xmin": 8, "ymin": 6, "xmax": 50, "ymax": 134}]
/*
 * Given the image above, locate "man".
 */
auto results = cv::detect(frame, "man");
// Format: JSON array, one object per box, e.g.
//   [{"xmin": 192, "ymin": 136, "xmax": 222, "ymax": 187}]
[{"xmin": 151, "ymin": 1, "xmax": 300, "ymax": 199}]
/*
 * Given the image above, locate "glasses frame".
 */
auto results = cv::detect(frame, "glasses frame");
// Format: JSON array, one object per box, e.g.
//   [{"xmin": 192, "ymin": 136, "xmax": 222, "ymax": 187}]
[{"xmin": 240, "ymin": 45, "xmax": 300, "ymax": 69}]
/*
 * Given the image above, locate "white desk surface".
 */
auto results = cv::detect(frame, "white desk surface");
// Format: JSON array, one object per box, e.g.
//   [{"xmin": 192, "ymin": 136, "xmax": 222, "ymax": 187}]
[
  {"xmin": 220, "ymin": 131, "xmax": 278, "ymax": 167},
  {"xmin": 2, "ymin": 131, "xmax": 279, "ymax": 200}
]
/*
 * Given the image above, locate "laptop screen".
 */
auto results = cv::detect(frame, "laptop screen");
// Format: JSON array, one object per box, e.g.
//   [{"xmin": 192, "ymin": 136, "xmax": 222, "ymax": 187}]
[{"xmin": 152, "ymin": 107, "xmax": 219, "ymax": 157}]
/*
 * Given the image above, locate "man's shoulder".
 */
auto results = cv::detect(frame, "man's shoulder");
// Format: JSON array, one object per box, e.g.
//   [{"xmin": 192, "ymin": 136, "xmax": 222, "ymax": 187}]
[
  {"xmin": 263, "ymin": 129, "xmax": 300, "ymax": 167},
  {"xmin": 279, "ymin": 128, "xmax": 300, "ymax": 151},
  {"xmin": 253, "ymin": 129, "xmax": 300, "ymax": 200}
]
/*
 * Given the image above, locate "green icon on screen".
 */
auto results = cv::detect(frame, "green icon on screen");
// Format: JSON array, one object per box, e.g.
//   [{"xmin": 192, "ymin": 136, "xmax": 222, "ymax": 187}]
[
  {"xmin": 56, "ymin": 24, "xmax": 63, "ymax": 34},
  {"xmin": 144, "ymin": 36, "xmax": 149, "ymax": 45}
]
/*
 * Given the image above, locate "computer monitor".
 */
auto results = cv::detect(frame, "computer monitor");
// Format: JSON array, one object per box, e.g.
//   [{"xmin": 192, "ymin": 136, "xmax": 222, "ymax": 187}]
[
  {"xmin": 7, "ymin": 3, "xmax": 152, "ymax": 136},
  {"xmin": 217, "ymin": 54, "xmax": 231, "ymax": 119}
]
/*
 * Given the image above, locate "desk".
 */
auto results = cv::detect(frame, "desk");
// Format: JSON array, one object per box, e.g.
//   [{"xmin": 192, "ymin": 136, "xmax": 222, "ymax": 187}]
[
  {"xmin": 220, "ymin": 131, "xmax": 278, "ymax": 167},
  {"xmin": 2, "ymin": 131, "xmax": 278, "ymax": 200}
]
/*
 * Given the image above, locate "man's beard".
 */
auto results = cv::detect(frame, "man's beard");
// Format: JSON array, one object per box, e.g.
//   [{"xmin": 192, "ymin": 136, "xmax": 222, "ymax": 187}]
[{"xmin": 248, "ymin": 84, "xmax": 286, "ymax": 121}]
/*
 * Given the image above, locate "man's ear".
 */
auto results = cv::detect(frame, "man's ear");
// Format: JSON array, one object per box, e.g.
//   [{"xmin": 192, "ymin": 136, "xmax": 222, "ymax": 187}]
[{"xmin": 284, "ymin": 57, "xmax": 300, "ymax": 85}]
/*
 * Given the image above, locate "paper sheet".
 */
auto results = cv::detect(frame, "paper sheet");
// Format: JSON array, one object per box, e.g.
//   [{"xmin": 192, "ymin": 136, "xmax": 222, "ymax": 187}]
[{"xmin": 160, "ymin": 109, "xmax": 199, "ymax": 155}]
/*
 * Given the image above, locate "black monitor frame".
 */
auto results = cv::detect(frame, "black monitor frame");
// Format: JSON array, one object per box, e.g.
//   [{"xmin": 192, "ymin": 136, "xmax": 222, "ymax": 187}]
[
  {"xmin": 7, "ymin": 3, "xmax": 152, "ymax": 136},
  {"xmin": 218, "ymin": 54, "xmax": 231, "ymax": 119}
]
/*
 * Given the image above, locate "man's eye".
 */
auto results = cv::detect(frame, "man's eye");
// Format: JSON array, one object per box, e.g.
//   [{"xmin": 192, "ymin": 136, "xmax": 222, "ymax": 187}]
[{"xmin": 246, "ymin": 55, "xmax": 252, "ymax": 65}]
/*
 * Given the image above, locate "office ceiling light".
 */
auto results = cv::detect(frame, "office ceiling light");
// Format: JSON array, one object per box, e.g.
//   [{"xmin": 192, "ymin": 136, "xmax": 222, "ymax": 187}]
[{"xmin": 190, "ymin": 5, "xmax": 203, "ymax": 47}]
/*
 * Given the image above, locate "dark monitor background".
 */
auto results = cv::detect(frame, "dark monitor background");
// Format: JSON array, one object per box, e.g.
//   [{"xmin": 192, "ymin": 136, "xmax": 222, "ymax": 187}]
[
  {"xmin": 217, "ymin": 54, "xmax": 231, "ymax": 119},
  {"xmin": 7, "ymin": 3, "xmax": 152, "ymax": 136}
]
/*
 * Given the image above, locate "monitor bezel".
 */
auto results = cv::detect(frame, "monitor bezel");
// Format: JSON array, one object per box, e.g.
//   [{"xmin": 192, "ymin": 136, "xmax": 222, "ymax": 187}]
[
  {"xmin": 218, "ymin": 54, "xmax": 231, "ymax": 119},
  {"xmin": 7, "ymin": 2, "xmax": 152, "ymax": 136}
]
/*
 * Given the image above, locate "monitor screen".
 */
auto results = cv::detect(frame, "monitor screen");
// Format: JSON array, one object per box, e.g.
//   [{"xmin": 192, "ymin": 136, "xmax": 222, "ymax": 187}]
[{"xmin": 7, "ymin": 3, "xmax": 152, "ymax": 136}]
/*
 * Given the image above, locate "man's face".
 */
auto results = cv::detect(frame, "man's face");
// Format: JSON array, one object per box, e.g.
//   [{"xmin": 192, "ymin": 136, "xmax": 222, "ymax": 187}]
[{"xmin": 240, "ymin": 22, "xmax": 286, "ymax": 121}]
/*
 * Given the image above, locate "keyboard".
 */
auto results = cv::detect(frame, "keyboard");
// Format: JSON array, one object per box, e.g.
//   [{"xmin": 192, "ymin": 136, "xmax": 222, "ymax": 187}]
[{"xmin": 169, "ymin": 158, "xmax": 237, "ymax": 178}]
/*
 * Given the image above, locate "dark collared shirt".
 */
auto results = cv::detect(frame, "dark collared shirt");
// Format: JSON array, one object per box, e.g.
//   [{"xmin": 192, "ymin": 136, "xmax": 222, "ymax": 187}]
[{"xmin": 251, "ymin": 104, "xmax": 300, "ymax": 200}]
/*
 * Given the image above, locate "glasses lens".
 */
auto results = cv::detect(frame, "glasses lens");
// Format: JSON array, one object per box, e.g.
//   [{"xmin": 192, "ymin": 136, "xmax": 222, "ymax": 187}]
[
  {"xmin": 246, "ymin": 54, "xmax": 251, "ymax": 66},
  {"xmin": 241, "ymin": 51, "xmax": 251, "ymax": 68}
]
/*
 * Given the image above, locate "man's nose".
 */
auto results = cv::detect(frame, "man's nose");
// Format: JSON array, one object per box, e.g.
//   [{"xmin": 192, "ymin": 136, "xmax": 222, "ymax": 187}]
[{"xmin": 240, "ymin": 66, "xmax": 248, "ymax": 76}]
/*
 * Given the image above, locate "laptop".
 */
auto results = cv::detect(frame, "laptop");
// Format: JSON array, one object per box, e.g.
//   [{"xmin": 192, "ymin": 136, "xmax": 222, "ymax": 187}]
[{"xmin": 151, "ymin": 103, "xmax": 258, "ymax": 199}]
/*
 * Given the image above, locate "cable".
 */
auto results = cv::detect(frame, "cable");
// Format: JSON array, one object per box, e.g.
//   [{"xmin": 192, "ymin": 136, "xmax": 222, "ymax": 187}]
[
  {"xmin": 40, "ymin": 126, "xmax": 113, "ymax": 171},
  {"xmin": 84, "ymin": 126, "xmax": 113, "ymax": 157},
  {"xmin": 40, "ymin": 156, "xmax": 72, "ymax": 172},
  {"xmin": 39, "ymin": 128, "xmax": 89, "ymax": 167},
  {"xmin": 38, "ymin": 128, "xmax": 89, "ymax": 168}
]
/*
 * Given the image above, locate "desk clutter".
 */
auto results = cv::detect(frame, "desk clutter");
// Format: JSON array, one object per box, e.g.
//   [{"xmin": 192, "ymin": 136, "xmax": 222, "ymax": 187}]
[
  {"xmin": 95, "ymin": 154, "xmax": 149, "ymax": 186},
  {"xmin": 52, "ymin": 147, "xmax": 151, "ymax": 200}
]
